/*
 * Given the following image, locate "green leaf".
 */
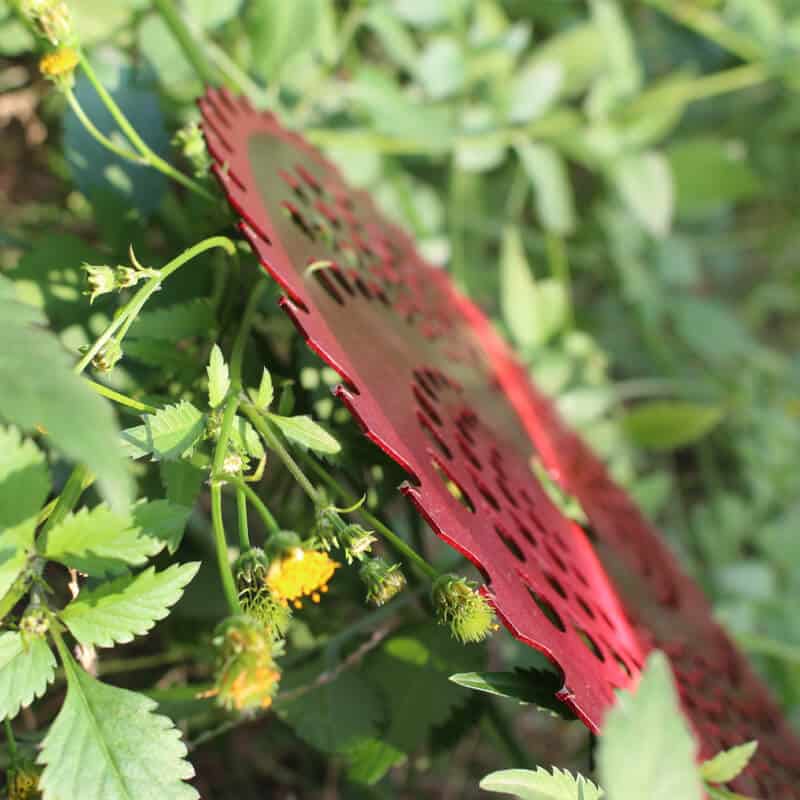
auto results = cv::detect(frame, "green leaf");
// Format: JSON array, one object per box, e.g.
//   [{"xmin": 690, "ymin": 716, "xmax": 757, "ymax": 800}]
[
  {"xmin": 128, "ymin": 299, "xmax": 215, "ymax": 342},
  {"xmin": 700, "ymin": 741, "xmax": 758, "ymax": 785},
  {"xmin": 622, "ymin": 402, "xmax": 724, "ymax": 451},
  {"xmin": 253, "ymin": 368, "xmax": 274, "ymax": 410},
  {"xmin": 480, "ymin": 767, "xmax": 603, "ymax": 800},
  {"xmin": 598, "ymin": 651, "xmax": 703, "ymax": 800},
  {"xmin": 60, "ymin": 563, "xmax": 199, "ymax": 648},
  {"xmin": 517, "ymin": 143, "xmax": 576, "ymax": 235},
  {"xmin": 160, "ymin": 460, "xmax": 206, "ymax": 509},
  {"xmin": 268, "ymin": 413, "xmax": 341, "ymax": 454},
  {"xmin": 589, "ymin": 0, "xmax": 641, "ymax": 109},
  {"xmin": 0, "ymin": 632, "xmax": 56, "ymax": 720},
  {"xmin": 184, "ymin": 0, "xmax": 242, "ymax": 29},
  {"xmin": 448, "ymin": 668, "xmax": 575, "ymax": 719},
  {"xmin": 230, "ymin": 417, "xmax": 265, "ymax": 460},
  {"xmin": 42, "ymin": 505, "xmax": 165, "ymax": 576},
  {"xmin": 0, "ymin": 428, "xmax": 50, "ymax": 600},
  {"xmin": 416, "ymin": 36, "xmax": 465, "ymax": 100},
  {"xmin": 611, "ymin": 151, "xmax": 674, "ymax": 238},
  {"xmin": 207, "ymin": 345, "xmax": 230, "ymax": 410},
  {"xmin": 120, "ymin": 424, "xmax": 151, "ymax": 460},
  {"xmin": 500, "ymin": 227, "xmax": 566, "ymax": 349},
  {"xmin": 363, "ymin": 5, "xmax": 418, "ymax": 69},
  {"xmin": 38, "ymin": 655, "xmax": 197, "ymax": 800},
  {"xmin": 0, "ymin": 275, "xmax": 131, "ymax": 511},
  {"xmin": 146, "ymin": 401, "xmax": 206, "ymax": 461},
  {"xmin": 278, "ymin": 658, "xmax": 384, "ymax": 754},
  {"xmin": 355, "ymin": 624, "xmax": 484, "ymax": 782},
  {"xmin": 508, "ymin": 61, "xmax": 563, "ymax": 123}
]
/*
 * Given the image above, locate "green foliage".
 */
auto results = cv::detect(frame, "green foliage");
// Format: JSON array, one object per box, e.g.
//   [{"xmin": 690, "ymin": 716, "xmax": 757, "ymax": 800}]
[
  {"xmin": 60, "ymin": 563, "xmax": 200, "ymax": 648},
  {"xmin": 449, "ymin": 667, "xmax": 576, "ymax": 719},
  {"xmin": 480, "ymin": 767, "xmax": 603, "ymax": 800},
  {"xmin": 268, "ymin": 413, "xmax": 341, "ymax": 454},
  {"xmin": 700, "ymin": 741, "xmax": 758, "ymax": 785},
  {"xmin": 39, "ymin": 652, "xmax": 198, "ymax": 800},
  {"xmin": 145, "ymin": 401, "xmax": 206, "ymax": 461},
  {"xmin": 206, "ymin": 345, "xmax": 230, "ymax": 409},
  {"xmin": 0, "ymin": 632, "xmax": 56, "ymax": 720},
  {"xmin": 0, "ymin": 276, "xmax": 131, "ymax": 510},
  {"xmin": 621, "ymin": 402, "xmax": 724, "ymax": 451},
  {"xmin": 41, "ymin": 504, "xmax": 167, "ymax": 576},
  {"xmin": 597, "ymin": 652, "xmax": 703, "ymax": 800}
]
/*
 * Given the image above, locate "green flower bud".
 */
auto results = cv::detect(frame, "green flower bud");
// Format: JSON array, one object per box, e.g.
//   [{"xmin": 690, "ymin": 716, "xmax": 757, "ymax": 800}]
[
  {"xmin": 172, "ymin": 120, "xmax": 211, "ymax": 177},
  {"xmin": 22, "ymin": 0, "xmax": 73, "ymax": 45},
  {"xmin": 19, "ymin": 606, "xmax": 49, "ymax": 638},
  {"xmin": 340, "ymin": 523, "xmax": 376, "ymax": 563},
  {"xmin": 359, "ymin": 557, "xmax": 406, "ymax": 606},
  {"xmin": 83, "ymin": 264, "xmax": 116, "ymax": 303},
  {"xmin": 432, "ymin": 575, "xmax": 496, "ymax": 644},
  {"xmin": 92, "ymin": 340, "xmax": 123, "ymax": 373}
]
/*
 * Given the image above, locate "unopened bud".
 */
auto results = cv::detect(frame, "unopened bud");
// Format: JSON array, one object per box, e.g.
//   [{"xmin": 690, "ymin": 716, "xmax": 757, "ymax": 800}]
[
  {"xmin": 92, "ymin": 340, "xmax": 123, "ymax": 373},
  {"xmin": 432, "ymin": 575, "xmax": 495, "ymax": 644},
  {"xmin": 359, "ymin": 557, "xmax": 406, "ymax": 606}
]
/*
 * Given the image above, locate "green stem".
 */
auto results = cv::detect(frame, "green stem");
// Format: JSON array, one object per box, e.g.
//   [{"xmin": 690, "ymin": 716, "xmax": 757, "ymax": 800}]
[
  {"xmin": 4, "ymin": 719, "xmax": 17, "ymax": 762},
  {"xmin": 679, "ymin": 62, "xmax": 770, "ymax": 103},
  {"xmin": 74, "ymin": 236, "xmax": 235, "ymax": 375},
  {"xmin": 202, "ymin": 35, "xmax": 269, "ymax": 106},
  {"xmin": 78, "ymin": 51, "xmax": 215, "ymax": 201},
  {"xmin": 242, "ymin": 406, "xmax": 322, "ymax": 504},
  {"xmin": 86, "ymin": 379, "xmax": 158, "ymax": 414},
  {"xmin": 211, "ymin": 395, "xmax": 243, "ymax": 615},
  {"xmin": 65, "ymin": 88, "xmax": 144, "ymax": 163},
  {"xmin": 229, "ymin": 478, "xmax": 280, "ymax": 536},
  {"xmin": 151, "ymin": 0, "xmax": 221, "ymax": 87},
  {"xmin": 235, "ymin": 487, "xmax": 250, "ymax": 552},
  {"xmin": 230, "ymin": 281, "xmax": 267, "ymax": 388},
  {"xmin": 644, "ymin": 0, "xmax": 765, "ymax": 62},
  {"xmin": 545, "ymin": 233, "xmax": 573, "ymax": 329},
  {"xmin": 297, "ymin": 450, "xmax": 439, "ymax": 581}
]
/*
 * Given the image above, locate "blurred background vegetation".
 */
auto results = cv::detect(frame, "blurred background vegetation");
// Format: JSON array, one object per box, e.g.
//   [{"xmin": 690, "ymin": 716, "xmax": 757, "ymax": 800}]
[{"xmin": 2, "ymin": 0, "xmax": 800, "ymax": 797}]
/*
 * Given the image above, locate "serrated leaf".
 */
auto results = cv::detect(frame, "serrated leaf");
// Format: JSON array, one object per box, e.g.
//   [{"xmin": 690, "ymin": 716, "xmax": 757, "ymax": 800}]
[
  {"xmin": 41, "ymin": 504, "xmax": 165, "ymax": 576},
  {"xmin": 277, "ymin": 657, "xmax": 383, "ymax": 754},
  {"xmin": 207, "ymin": 345, "xmax": 230, "ymax": 409},
  {"xmin": 0, "ymin": 427, "xmax": 50, "ymax": 600},
  {"xmin": 0, "ymin": 632, "xmax": 56, "ymax": 720},
  {"xmin": 622, "ymin": 402, "xmax": 724, "ymax": 451},
  {"xmin": 268, "ymin": 413, "xmax": 341, "ymax": 454},
  {"xmin": 448, "ymin": 668, "xmax": 575, "ymax": 719},
  {"xmin": 160, "ymin": 460, "xmax": 206, "ymax": 510},
  {"xmin": 120, "ymin": 424, "xmax": 151, "ymax": 460},
  {"xmin": 480, "ymin": 767, "xmax": 603, "ymax": 800},
  {"xmin": 0, "ymin": 274, "xmax": 131, "ymax": 511},
  {"xmin": 254, "ymin": 368, "xmax": 274, "ymax": 410},
  {"xmin": 146, "ymin": 401, "xmax": 206, "ymax": 461},
  {"xmin": 701, "ymin": 741, "xmax": 758, "ymax": 785},
  {"xmin": 598, "ymin": 651, "xmax": 702, "ymax": 800},
  {"xmin": 128, "ymin": 299, "xmax": 214, "ymax": 342},
  {"xmin": 38, "ymin": 655, "xmax": 197, "ymax": 800},
  {"xmin": 60, "ymin": 563, "xmax": 199, "ymax": 648}
]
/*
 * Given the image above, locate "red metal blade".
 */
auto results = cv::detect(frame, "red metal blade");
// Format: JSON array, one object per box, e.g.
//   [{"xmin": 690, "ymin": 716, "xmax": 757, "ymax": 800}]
[{"xmin": 200, "ymin": 88, "xmax": 800, "ymax": 798}]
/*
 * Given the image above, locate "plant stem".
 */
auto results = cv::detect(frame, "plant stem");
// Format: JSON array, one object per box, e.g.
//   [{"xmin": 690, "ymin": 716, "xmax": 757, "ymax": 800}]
[
  {"xmin": 229, "ymin": 478, "xmax": 280, "ymax": 536},
  {"xmin": 297, "ymin": 450, "xmax": 440, "ymax": 581},
  {"xmin": 86, "ymin": 379, "xmax": 158, "ymax": 414},
  {"xmin": 151, "ymin": 0, "xmax": 221, "ymax": 87},
  {"xmin": 4, "ymin": 719, "xmax": 17, "ymax": 762},
  {"xmin": 210, "ymin": 395, "xmax": 243, "ymax": 615},
  {"xmin": 545, "ymin": 233, "xmax": 573, "ymax": 329},
  {"xmin": 241, "ymin": 406, "xmax": 322, "ymax": 504},
  {"xmin": 235, "ymin": 487, "xmax": 250, "ymax": 551},
  {"xmin": 41, "ymin": 464, "xmax": 91, "ymax": 536},
  {"xmin": 65, "ymin": 88, "xmax": 144, "ymax": 163},
  {"xmin": 230, "ymin": 281, "xmax": 267, "ymax": 389},
  {"xmin": 77, "ymin": 51, "xmax": 215, "ymax": 201},
  {"xmin": 75, "ymin": 236, "xmax": 235, "ymax": 375}
]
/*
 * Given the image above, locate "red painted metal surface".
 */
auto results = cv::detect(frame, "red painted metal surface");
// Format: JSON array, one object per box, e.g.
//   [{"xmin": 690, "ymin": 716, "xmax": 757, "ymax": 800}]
[{"xmin": 200, "ymin": 88, "xmax": 800, "ymax": 798}]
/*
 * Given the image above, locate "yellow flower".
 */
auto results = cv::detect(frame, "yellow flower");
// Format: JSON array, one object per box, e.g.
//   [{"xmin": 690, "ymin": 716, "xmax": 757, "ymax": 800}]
[
  {"xmin": 267, "ymin": 547, "xmax": 338, "ymax": 609},
  {"xmin": 39, "ymin": 47, "xmax": 79, "ymax": 78}
]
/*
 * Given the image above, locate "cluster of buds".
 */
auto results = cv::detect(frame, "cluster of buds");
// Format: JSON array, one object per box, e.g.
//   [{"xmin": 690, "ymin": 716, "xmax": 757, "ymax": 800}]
[
  {"xmin": 83, "ymin": 249, "xmax": 158, "ymax": 304},
  {"xmin": 172, "ymin": 120, "xmax": 211, "ymax": 178},
  {"xmin": 6, "ymin": 760, "xmax": 41, "ymax": 800},
  {"xmin": 234, "ymin": 548, "xmax": 291, "ymax": 641},
  {"xmin": 19, "ymin": 606, "xmax": 49, "ymax": 639},
  {"xmin": 21, "ymin": 0, "xmax": 73, "ymax": 45},
  {"xmin": 432, "ymin": 575, "xmax": 496, "ymax": 644},
  {"xmin": 313, "ymin": 501, "xmax": 376, "ymax": 564},
  {"xmin": 359, "ymin": 557, "xmax": 406, "ymax": 606},
  {"xmin": 210, "ymin": 616, "xmax": 281, "ymax": 713},
  {"xmin": 89, "ymin": 339, "xmax": 123, "ymax": 374}
]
